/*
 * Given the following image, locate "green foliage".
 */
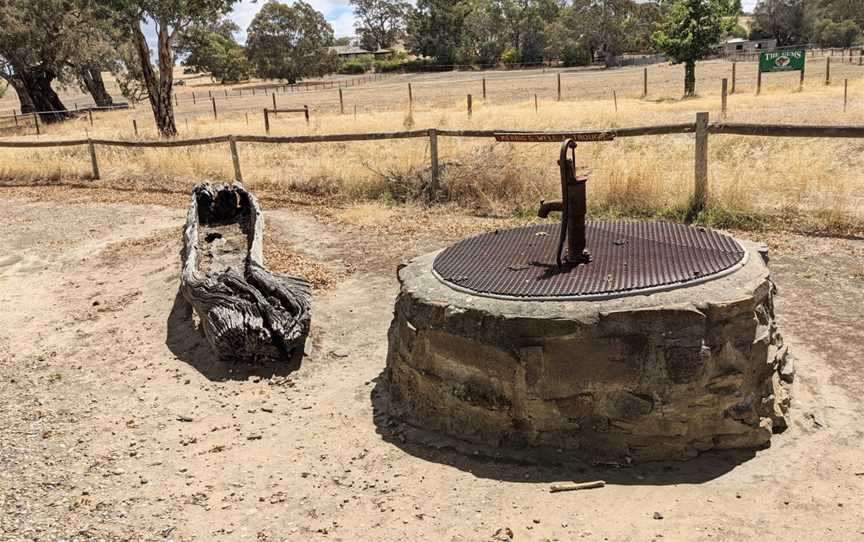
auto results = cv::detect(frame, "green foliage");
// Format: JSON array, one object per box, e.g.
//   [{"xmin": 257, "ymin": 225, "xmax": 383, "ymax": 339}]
[
  {"xmin": 500, "ymin": 48, "xmax": 520, "ymax": 64},
  {"xmin": 373, "ymin": 58, "xmax": 405, "ymax": 72},
  {"xmin": 727, "ymin": 23, "xmax": 749, "ymax": 38},
  {"xmin": 817, "ymin": 0, "xmax": 863, "ymax": 28},
  {"xmin": 749, "ymin": 0, "xmax": 814, "ymax": 45},
  {"xmin": 246, "ymin": 0, "xmax": 336, "ymax": 83},
  {"xmin": 543, "ymin": 19, "xmax": 591, "ymax": 66},
  {"xmin": 455, "ymin": 0, "xmax": 506, "ymax": 65},
  {"xmin": 338, "ymin": 61, "xmax": 368, "ymax": 74},
  {"xmin": 518, "ymin": 11, "xmax": 547, "ymax": 63},
  {"xmin": 351, "ymin": 0, "xmax": 410, "ymax": 51},
  {"xmin": 652, "ymin": 0, "xmax": 730, "ymax": 64},
  {"xmin": 115, "ymin": 42, "xmax": 148, "ymax": 103},
  {"xmin": 652, "ymin": 0, "xmax": 730, "ymax": 95},
  {"xmin": 176, "ymin": 20, "xmax": 249, "ymax": 83},
  {"xmin": 571, "ymin": 0, "xmax": 635, "ymax": 66},
  {"xmin": 407, "ymin": 0, "xmax": 467, "ymax": 64},
  {"xmin": 814, "ymin": 18, "xmax": 861, "ymax": 47}
]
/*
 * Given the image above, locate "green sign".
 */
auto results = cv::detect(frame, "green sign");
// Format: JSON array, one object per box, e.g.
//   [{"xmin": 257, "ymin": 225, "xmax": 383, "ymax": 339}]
[{"xmin": 759, "ymin": 48, "xmax": 806, "ymax": 73}]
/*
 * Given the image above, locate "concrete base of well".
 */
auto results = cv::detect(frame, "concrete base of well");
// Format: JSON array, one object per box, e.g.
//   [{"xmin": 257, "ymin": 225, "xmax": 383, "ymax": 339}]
[{"xmin": 385, "ymin": 241, "xmax": 792, "ymax": 463}]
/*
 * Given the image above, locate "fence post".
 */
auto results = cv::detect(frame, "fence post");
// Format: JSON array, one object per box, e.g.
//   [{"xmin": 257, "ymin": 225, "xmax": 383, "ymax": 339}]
[
  {"xmin": 339, "ymin": 88, "xmax": 344, "ymax": 114},
  {"xmin": 272, "ymin": 93, "xmax": 277, "ymax": 111},
  {"xmin": 612, "ymin": 90, "xmax": 618, "ymax": 112},
  {"xmin": 557, "ymin": 72, "xmax": 561, "ymax": 101},
  {"xmin": 245, "ymin": 112, "xmax": 248, "ymax": 125},
  {"xmin": 467, "ymin": 94, "xmax": 472, "ymax": 117},
  {"xmin": 88, "ymin": 139, "xmax": 100, "ymax": 180},
  {"xmin": 482, "ymin": 78, "xmax": 487, "ymax": 100},
  {"xmin": 534, "ymin": 93, "xmax": 538, "ymax": 113},
  {"xmin": 428, "ymin": 128, "xmax": 439, "ymax": 201},
  {"xmin": 694, "ymin": 112, "xmax": 709, "ymax": 212},
  {"xmin": 211, "ymin": 97, "xmax": 217, "ymax": 119},
  {"xmin": 844, "ymin": 79, "xmax": 848, "ymax": 112},
  {"xmin": 33, "ymin": 113, "xmax": 40, "ymax": 135},
  {"xmin": 88, "ymin": 110, "xmax": 93, "ymax": 126},
  {"xmin": 13, "ymin": 110, "xmax": 17, "ymax": 127},
  {"xmin": 229, "ymin": 136, "xmax": 243, "ymax": 183},
  {"xmin": 304, "ymin": 105, "xmax": 310, "ymax": 124},
  {"xmin": 756, "ymin": 66, "xmax": 762, "ymax": 96},
  {"xmin": 408, "ymin": 83, "xmax": 413, "ymax": 112},
  {"xmin": 132, "ymin": 118, "xmax": 138, "ymax": 137},
  {"xmin": 642, "ymin": 67, "xmax": 648, "ymax": 98},
  {"xmin": 731, "ymin": 62, "xmax": 736, "ymax": 94},
  {"xmin": 721, "ymin": 78, "xmax": 728, "ymax": 118},
  {"xmin": 175, "ymin": 93, "xmax": 179, "ymax": 106},
  {"xmin": 192, "ymin": 92, "xmax": 196, "ymax": 105},
  {"xmin": 264, "ymin": 108, "xmax": 270, "ymax": 134},
  {"xmin": 826, "ymin": 57, "xmax": 831, "ymax": 85}
]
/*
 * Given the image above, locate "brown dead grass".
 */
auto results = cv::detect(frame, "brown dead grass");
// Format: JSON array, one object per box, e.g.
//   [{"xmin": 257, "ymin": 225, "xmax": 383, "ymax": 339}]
[{"xmin": 2, "ymin": 59, "xmax": 864, "ymax": 234}]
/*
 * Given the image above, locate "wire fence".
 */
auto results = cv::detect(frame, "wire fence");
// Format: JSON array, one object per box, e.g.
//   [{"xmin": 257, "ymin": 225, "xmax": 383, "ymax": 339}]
[{"xmin": 2, "ymin": 112, "xmax": 863, "ymax": 213}]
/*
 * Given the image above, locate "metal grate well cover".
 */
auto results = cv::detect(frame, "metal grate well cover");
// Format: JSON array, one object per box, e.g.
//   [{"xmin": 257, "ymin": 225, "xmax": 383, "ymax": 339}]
[{"xmin": 432, "ymin": 221, "xmax": 746, "ymax": 299}]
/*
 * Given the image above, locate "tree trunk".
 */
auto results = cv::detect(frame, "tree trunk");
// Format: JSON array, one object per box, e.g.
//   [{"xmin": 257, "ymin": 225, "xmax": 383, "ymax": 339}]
[
  {"xmin": 20, "ymin": 69, "xmax": 70, "ymax": 123},
  {"xmin": 684, "ymin": 60, "xmax": 696, "ymax": 97},
  {"xmin": 180, "ymin": 183, "xmax": 312, "ymax": 363},
  {"xmin": 4, "ymin": 76, "xmax": 35, "ymax": 114},
  {"xmin": 79, "ymin": 67, "xmax": 114, "ymax": 107},
  {"xmin": 130, "ymin": 17, "xmax": 177, "ymax": 137}
]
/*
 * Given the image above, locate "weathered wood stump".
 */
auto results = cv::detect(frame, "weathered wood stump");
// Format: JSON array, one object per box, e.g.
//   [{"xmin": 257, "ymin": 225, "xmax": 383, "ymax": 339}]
[{"xmin": 180, "ymin": 183, "xmax": 312, "ymax": 362}]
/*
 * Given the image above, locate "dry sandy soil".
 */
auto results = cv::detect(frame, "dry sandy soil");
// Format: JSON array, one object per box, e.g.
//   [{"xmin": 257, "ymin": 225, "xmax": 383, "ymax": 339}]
[{"xmin": 1, "ymin": 188, "xmax": 863, "ymax": 541}]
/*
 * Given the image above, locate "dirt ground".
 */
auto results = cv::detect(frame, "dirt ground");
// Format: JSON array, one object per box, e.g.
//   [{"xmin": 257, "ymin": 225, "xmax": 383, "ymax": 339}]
[{"xmin": 1, "ymin": 188, "xmax": 863, "ymax": 542}]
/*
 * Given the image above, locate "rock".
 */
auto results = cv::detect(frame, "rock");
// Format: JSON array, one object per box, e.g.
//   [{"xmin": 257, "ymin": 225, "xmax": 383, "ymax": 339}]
[
  {"xmin": 779, "ymin": 351, "xmax": 795, "ymax": 384},
  {"xmin": 653, "ymin": 512, "xmax": 663, "ymax": 520},
  {"xmin": 490, "ymin": 527, "xmax": 514, "ymax": 541}
]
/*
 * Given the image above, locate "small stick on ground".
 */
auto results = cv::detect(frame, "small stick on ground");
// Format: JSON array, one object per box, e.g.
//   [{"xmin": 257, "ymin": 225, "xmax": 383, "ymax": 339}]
[{"xmin": 550, "ymin": 480, "xmax": 606, "ymax": 493}]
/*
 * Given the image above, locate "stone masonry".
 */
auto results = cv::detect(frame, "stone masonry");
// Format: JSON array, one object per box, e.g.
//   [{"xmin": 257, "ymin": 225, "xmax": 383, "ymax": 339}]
[{"xmin": 385, "ymin": 241, "xmax": 792, "ymax": 463}]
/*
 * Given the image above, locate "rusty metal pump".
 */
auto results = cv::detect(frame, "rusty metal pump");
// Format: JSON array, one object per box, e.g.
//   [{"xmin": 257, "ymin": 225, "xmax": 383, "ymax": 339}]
[{"xmin": 538, "ymin": 139, "xmax": 591, "ymax": 267}]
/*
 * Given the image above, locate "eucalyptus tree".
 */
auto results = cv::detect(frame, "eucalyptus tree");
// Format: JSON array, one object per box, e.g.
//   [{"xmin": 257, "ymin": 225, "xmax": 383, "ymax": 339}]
[
  {"xmin": 0, "ymin": 0, "xmax": 90, "ymax": 121},
  {"xmin": 245, "ymin": 0, "xmax": 337, "ymax": 84},
  {"xmin": 652, "ymin": 0, "xmax": 732, "ymax": 96},
  {"xmin": 350, "ymin": 0, "xmax": 410, "ymax": 51},
  {"xmin": 95, "ymin": 0, "xmax": 240, "ymax": 136}
]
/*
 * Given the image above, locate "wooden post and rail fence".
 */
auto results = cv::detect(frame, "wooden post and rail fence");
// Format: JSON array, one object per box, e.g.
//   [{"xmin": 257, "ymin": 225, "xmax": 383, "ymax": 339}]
[{"xmin": 3, "ymin": 113, "xmax": 864, "ymax": 214}]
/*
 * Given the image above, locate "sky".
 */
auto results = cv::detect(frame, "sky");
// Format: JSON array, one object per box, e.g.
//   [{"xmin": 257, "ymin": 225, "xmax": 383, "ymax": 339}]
[
  {"xmin": 229, "ymin": 0, "xmax": 357, "ymax": 41},
  {"xmin": 225, "ymin": 0, "xmax": 760, "ymax": 42}
]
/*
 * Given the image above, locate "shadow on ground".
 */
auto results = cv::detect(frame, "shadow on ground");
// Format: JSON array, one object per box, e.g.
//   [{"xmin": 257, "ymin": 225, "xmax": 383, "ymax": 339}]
[
  {"xmin": 369, "ymin": 372, "xmax": 757, "ymax": 486},
  {"xmin": 165, "ymin": 291, "xmax": 302, "ymax": 381}
]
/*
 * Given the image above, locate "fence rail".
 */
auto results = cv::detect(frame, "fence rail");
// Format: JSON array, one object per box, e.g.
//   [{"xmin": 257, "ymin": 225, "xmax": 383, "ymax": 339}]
[{"xmin": 2, "ymin": 113, "xmax": 863, "ymax": 212}]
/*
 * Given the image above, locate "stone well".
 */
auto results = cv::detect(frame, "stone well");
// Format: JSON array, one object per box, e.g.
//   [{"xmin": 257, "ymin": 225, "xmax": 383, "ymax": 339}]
[{"xmin": 385, "ymin": 229, "xmax": 792, "ymax": 463}]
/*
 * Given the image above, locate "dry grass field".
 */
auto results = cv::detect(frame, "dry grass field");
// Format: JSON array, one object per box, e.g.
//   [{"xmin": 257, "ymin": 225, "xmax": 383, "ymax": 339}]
[{"xmin": 1, "ymin": 58, "xmax": 863, "ymax": 234}]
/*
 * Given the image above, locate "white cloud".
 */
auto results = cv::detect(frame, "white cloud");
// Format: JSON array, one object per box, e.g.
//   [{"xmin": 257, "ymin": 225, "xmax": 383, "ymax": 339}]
[{"xmin": 328, "ymin": 9, "xmax": 358, "ymax": 37}]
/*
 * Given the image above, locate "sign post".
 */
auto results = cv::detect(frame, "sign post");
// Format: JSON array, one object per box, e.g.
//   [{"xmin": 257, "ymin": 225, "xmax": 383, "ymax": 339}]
[{"xmin": 759, "ymin": 48, "xmax": 806, "ymax": 91}]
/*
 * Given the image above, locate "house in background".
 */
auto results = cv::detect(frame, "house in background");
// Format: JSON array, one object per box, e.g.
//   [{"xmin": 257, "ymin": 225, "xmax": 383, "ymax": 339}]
[
  {"xmin": 722, "ymin": 38, "xmax": 778, "ymax": 55},
  {"xmin": 331, "ymin": 45, "xmax": 392, "ymax": 60}
]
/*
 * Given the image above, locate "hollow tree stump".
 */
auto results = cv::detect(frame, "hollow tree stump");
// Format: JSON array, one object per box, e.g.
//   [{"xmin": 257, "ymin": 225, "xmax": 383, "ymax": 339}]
[{"xmin": 180, "ymin": 183, "xmax": 312, "ymax": 362}]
